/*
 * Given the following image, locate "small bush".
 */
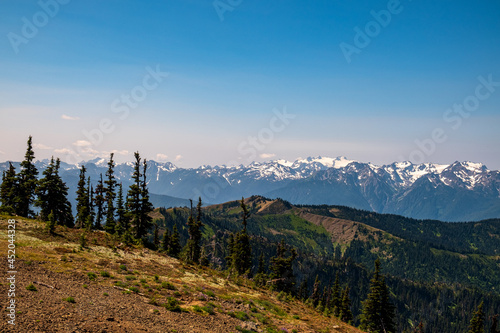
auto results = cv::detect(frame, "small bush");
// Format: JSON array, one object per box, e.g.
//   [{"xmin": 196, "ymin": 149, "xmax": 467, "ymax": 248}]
[
  {"xmin": 87, "ymin": 272, "xmax": 97, "ymax": 281},
  {"xmin": 192, "ymin": 305, "xmax": 203, "ymax": 313},
  {"xmin": 154, "ymin": 275, "xmax": 160, "ymax": 282},
  {"xmin": 205, "ymin": 290, "xmax": 216, "ymax": 298},
  {"xmin": 161, "ymin": 281, "xmax": 176, "ymax": 290},
  {"xmin": 119, "ymin": 264, "xmax": 127, "ymax": 271},
  {"xmin": 140, "ymin": 278, "xmax": 147, "ymax": 283},
  {"xmin": 83, "ymin": 284, "xmax": 88, "ymax": 289},
  {"xmin": 63, "ymin": 297, "xmax": 75, "ymax": 303},
  {"xmin": 103, "ymin": 292, "xmax": 109, "ymax": 296},
  {"xmin": 128, "ymin": 287, "xmax": 139, "ymax": 293},
  {"xmin": 125, "ymin": 275, "xmax": 136, "ymax": 281},
  {"xmin": 165, "ymin": 297, "xmax": 182, "ymax": 312},
  {"xmin": 100, "ymin": 271, "xmax": 111, "ymax": 278},
  {"xmin": 26, "ymin": 283, "xmax": 37, "ymax": 291}
]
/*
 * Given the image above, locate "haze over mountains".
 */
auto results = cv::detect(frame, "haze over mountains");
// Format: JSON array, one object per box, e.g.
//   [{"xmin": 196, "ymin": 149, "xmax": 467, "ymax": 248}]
[{"xmin": 2, "ymin": 156, "xmax": 500, "ymax": 222}]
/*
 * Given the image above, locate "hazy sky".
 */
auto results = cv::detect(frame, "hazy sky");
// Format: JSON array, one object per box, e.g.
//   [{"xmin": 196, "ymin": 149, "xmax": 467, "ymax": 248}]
[{"xmin": 1, "ymin": 0, "xmax": 499, "ymax": 168}]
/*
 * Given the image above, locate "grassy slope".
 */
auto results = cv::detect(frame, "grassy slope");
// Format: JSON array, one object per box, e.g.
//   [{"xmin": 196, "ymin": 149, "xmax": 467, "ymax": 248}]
[{"xmin": 0, "ymin": 215, "xmax": 363, "ymax": 333}]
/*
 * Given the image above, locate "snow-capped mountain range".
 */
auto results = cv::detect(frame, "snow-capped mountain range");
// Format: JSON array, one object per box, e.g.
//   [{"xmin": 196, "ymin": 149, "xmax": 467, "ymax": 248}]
[{"xmin": 1, "ymin": 156, "xmax": 499, "ymax": 222}]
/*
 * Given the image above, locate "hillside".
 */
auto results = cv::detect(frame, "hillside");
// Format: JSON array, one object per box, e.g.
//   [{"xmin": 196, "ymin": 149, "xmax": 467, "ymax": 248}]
[
  {"xmin": 152, "ymin": 196, "xmax": 500, "ymax": 332},
  {"xmin": 0, "ymin": 215, "xmax": 362, "ymax": 333}
]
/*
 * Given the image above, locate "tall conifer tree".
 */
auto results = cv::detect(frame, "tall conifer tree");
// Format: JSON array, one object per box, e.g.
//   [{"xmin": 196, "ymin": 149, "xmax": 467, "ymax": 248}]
[
  {"xmin": 35, "ymin": 158, "xmax": 73, "ymax": 227},
  {"xmin": 0, "ymin": 162, "xmax": 18, "ymax": 211},
  {"xmin": 361, "ymin": 259, "xmax": 396, "ymax": 333},
  {"xmin": 104, "ymin": 153, "xmax": 117, "ymax": 233},
  {"xmin": 94, "ymin": 174, "xmax": 105, "ymax": 230},
  {"xmin": 127, "ymin": 152, "xmax": 142, "ymax": 238},
  {"xmin": 16, "ymin": 136, "xmax": 38, "ymax": 217},
  {"xmin": 269, "ymin": 238, "xmax": 297, "ymax": 292},
  {"xmin": 75, "ymin": 165, "xmax": 89, "ymax": 228},
  {"xmin": 468, "ymin": 301, "xmax": 485, "ymax": 333},
  {"xmin": 185, "ymin": 199, "xmax": 203, "ymax": 263}
]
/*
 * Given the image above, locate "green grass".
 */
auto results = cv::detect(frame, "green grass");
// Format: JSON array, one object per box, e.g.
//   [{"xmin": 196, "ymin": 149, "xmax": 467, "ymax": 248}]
[
  {"xmin": 201, "ymin": 303, "xmax": 215, "ymax": 315},
  {"xmin": 26, "ymin": 283, "xmax": 37, "ymax": 291},
  {"xmin": 229, "ymin": 311, "xmax": 249, "ymax": 321},
  {"xmin": 87, "ymin": 272, "xmax": 97, "ymax": 281},
  {"xmin": 63, "ymin": 296, "xmax": 75, "ymax": 303}
]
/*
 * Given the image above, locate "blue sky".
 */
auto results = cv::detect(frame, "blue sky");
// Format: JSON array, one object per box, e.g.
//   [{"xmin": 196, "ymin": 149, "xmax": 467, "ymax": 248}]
[{"xmin": 1, "ymin": 0, "xmax": 499, "ymax": 168}]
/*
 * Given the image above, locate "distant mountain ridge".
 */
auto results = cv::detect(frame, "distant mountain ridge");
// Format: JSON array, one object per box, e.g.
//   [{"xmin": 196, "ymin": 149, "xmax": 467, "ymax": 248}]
[{"xmin": 1, "ymin": 156, "xmax": 499, "ymax": 221}]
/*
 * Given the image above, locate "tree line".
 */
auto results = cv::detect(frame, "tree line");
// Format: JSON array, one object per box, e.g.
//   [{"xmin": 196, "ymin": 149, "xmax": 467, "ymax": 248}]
[{"xmin": 0, "ymin": 136, "xmax": 154, "ymax": 244}]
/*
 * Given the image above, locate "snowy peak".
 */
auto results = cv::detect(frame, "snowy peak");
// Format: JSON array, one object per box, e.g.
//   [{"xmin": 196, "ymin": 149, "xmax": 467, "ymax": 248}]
[{"xmin": 289, "ymin": 156, "xmax": 356, "ymax": 169}]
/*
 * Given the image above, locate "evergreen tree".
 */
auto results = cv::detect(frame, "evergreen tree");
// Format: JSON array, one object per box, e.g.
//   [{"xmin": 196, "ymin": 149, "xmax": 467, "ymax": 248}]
[
  {"xmin": 0, "ymin": 162, "xmax": 18, "ymax": 212},
  {"xmin": 257, "ymin": 252, "xmax": 266, "ymax": 274},
  {"xmin": 35, "ymin": 158, "xmax": 73, "ymax": 227},
  {"xmin": 46, "ymin": 210, "xmax": 56, "ymax": 234},
  {"xmin": 115, "ymin": 183, "xmax": 127, "ymax": 235},
  {"xmin": 468, "ymin": 301, "xmax": 485, "ymax": 333},
  {"xmin": 127, "ymin": 152, "xmax": 153, "ymax": 241},
  {"xmin": 185, "ymin": 199, "xmax": 203, "ymax": 263},
  {"xmin": 162, "ymin": 228, "xmax": 171, "ymax": 252},
  {"xmin": 94, "ymin": 174, "xmax": 105, "ymax": 230},
  {"xmin": 230, "ymin": 198, "xmax": 252, "ymax": 276},
  {"xmin": 339, "ymin": 286, "xmax": 353, "ymax": 324},
  {"xmin": 168, "ymin": 225, "xmax": 182, "ymax": 258},
  {"xmin": 298, "ymin": 279, "xmax": 309, "ymax": 301},
  {"xmin": 330, "ymin": 273, "xmax": 341, "ymax": 317},
  {"xmin": 86, "ymin": 179, "xmax": 95, "ymax": 230},
  {"xmin": 380, "ymin": 275, "xmax": 396, "ymax": 332},
  {"xmin": 269, "ymin": 238, "xmax": 297, "ymax": 292},
  {"xmin": 104, "ymin": 153, "xmax": 117, "ymax": 234},
  {"xmin": 75, "ymin": 165, "xmax": 89, "ymax": 228},
  {"xmin": 138, "ymin": 158, "xmax": 154, "ymax": 240},
  {"xmin": 254, "ymin": 252, "xmax": 268, "ymax": 287},
  {"xmin": 16, "ymin": 136, "xmax": 38, "ymax": 217},
  {"xmin": 225, "ymin": 233, "xmax": 235, "ymax": 268},
  {"xmin": 361, "ymin": 259, "xmax": 396, "ymax": 333},
  {"xmin": 310, "ymin": 275, "xmax": 322, "ymax": 307}
]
